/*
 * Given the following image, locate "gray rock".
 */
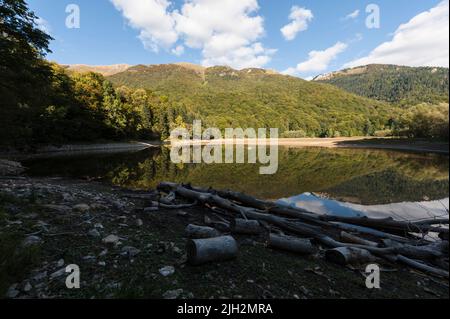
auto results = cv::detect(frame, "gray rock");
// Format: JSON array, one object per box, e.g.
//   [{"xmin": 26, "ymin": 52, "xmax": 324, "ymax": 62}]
[
  {"xmin": 136, "ymin": 219, "xmax": 143, "ymax": 226},
  {"xmin": 102, "ymin": 234, "xmax": 120, "ymax": 244},
  {"xmin": 88, "ymin": 229, "xmax": 101, "ymax": 238},
  {"xmin": 94, "ymin": 223, "xmax": 104, "ymax": 229},
  {"xmin": 162, "ymin": 289, "xmax": 183, "ymax": 299},
  {"xmin": 121, "ymin": 246, "xmax": 141, "ymax": 258},
  {"xmin": 159, "ymin": 266, "xmax": 175, "ymax": 277},
  {"xmin": 22, "ymin": 235, "xmax": 43, "ymax": 247},
  {"xmin": 6, "ymin": 284, "xmax": 20, "ymax": 298},
  {"xmin": 23, "ymin": 282, "xmax": 32, "ymax": 292}
]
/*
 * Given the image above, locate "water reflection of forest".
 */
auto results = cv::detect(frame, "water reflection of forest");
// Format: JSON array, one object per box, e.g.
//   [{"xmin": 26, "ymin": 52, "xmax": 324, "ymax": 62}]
[{"xmin": 24, "ymin": 146, "xmax": 449, "ymax": 205}]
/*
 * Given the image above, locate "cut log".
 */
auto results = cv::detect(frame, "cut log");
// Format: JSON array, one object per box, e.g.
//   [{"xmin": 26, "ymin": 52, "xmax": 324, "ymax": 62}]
[
  {"xmin": 187, "ymin": 235, "xmax": 238, "ymax": 265},
  {"xmin": 231, "ymin": 218, "xmax": 263, "ymax": 235},
  {"xmin": 326, "ymin": 247, "xmax": 375, "ymax": 265},
  {"xmin": 184, "ymin": 224, "xmax": 221, "ymax": 239},
  {"xmin": 268, "ymin": 234, "xmax": 315, "ymax": 255}
]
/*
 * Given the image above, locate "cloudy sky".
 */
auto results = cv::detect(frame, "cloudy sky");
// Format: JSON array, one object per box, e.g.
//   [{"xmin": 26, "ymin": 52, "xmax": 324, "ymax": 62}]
[{"xmin": 29, "ymin": 0, "xmax": 449, "ymax": 79}]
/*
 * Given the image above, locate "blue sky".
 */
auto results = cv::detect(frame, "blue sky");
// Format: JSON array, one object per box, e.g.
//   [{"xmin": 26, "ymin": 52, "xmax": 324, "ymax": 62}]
[{"xmin": 28, "ymin": 0, "xmax": 449, "ymax": 79}]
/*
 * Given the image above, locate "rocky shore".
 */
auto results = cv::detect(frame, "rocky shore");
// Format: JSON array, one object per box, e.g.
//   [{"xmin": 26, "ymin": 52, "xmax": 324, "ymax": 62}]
[{"xmin": 0, "ymin": 160, "xmax": 448, "ymax": 299}]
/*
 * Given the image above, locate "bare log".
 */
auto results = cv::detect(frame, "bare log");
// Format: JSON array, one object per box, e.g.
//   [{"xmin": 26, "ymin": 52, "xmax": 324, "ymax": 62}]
[
  {"xmin": 184, "ymin": 224, "xmax": 221, "ymax": 239},
  {"xmin": 187, "ymin": 235, "xmax": 238, "ymax": 265},
  {"xmin": 231, "ymin": 218, "xmax": 263, "ymax": 235},
  {"xmin": 268, "ymin": 234, "xmax": 315, "ymax": 255},
  {"xmin": 340, "ymin": 231, "xmax": 379, "ymax": 247},
  {"xmin": 326, "ymin": 247, "xmax": 375, "ymax": 265},
  {"xmin": 382, "ymin": 239, "xmax": 447, "ymax": 260}
]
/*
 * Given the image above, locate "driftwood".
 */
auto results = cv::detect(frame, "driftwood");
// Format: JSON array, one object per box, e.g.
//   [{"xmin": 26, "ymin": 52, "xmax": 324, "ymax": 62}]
[
  {"xmin": 268, "ymin": 234, "xmax": 315, "ymax": 255},
  {"xmin": 326, "ymin": 247, "xmax": 375, "ymax": 265},
  {"xmin": 340, "ymin": 231, "xmax": 379, "ymax": 247},
  {"xmin": 158, "ymin": 182, "xmax": 450, "ymax": 278},
  {"xmin": 231, "ymin": 218, "xmax": 263, "ymax": 235},
  {"xmin": 187, "ymin": 235, "xmax": 238, "ymax": 265},
  {"xmin": 184, "ymin": 224, "xmax": 221, "ymax": 239}
]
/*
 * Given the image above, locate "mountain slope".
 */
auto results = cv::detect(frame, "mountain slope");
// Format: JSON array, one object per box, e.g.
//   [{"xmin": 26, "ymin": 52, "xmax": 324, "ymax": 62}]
[
  {"xmin": 108, "ymin": 64, "xmax": 391, "ymax": 137},
  {"xmin": 314, "ymin": 64, "xmax": 449, "ymax": 105},
  {"xmin": 64, "ymin": 64, "xmax": 131, "ymax": 76}
]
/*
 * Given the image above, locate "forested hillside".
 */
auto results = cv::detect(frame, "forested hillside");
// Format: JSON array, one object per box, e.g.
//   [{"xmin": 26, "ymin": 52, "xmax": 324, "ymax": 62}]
[
  {"xmin": 108, "ymin": 64, "xmax": 392, "ymax": 138},
  {"xmin": 1, "ymin": 1, "xmax": 447, "ymax": 147},
  {"xmin": 314, "ymin": 64, "xmax": 449, "ymax": 105}
]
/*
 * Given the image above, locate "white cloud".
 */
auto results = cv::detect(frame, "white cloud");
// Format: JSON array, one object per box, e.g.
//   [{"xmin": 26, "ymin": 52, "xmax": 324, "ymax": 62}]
[
  {"xmin": 344, "ymin": 9, "xmax": 360, "ymax": 20},
  {"xmin": 110, "ymin": 0, "xmax": 178, "ymax": 52},
  {"xmin": 283, "ymin": 41, "xmax": 348, "ymax": 75},
  {"xmin": 171, "ymin": 45, "xmax": 185, "ymax": 56},
  {"xmin": 35, "ymin": 17, "xmax": 51, "ymax": 35},
  {"xmin": 111, "ymin": 0, "xmax": 275, "ymax": 69},
  {"xmin": 174, "ymin": 0, "xmax": 274, "ymax": 69},
  {"xmin": 280, "ymin": 6, "xmax": 313, "ymax": 41},
  {"xmin": 344, "ymin": 0, "xmax": 449, "ymax": 68}
]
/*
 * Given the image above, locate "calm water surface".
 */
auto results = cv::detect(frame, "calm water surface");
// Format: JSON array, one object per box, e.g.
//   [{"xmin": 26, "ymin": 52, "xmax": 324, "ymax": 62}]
[{"xmin": 23, "ymin": 146, "xmax": 449, "ymax": 207}]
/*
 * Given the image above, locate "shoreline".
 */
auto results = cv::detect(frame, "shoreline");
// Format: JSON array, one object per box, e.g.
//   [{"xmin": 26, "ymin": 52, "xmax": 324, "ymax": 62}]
[
  {"xmin": 170, "ymin": 137, "xmax": 450, "ymax": 155},
  {"xmin": 1, "ymin": 174, "xmax": 448, "ymax": 299}
]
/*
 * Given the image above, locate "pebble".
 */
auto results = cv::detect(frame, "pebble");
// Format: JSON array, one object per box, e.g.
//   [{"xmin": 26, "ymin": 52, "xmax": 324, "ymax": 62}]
[
  {"xmin": 121, "ymin": 246, "xmax": 141, "ymax": 258},
  {"xmin": 88, "ymin": 229, "xmax": 101, "ymax": 238},
  {"xmin": 102, "ymin": 234, "xmax": 120, "ymax": 244},
  {"xmin": 136, "ymin": 219, "xmax": 143, "ymax": 226},
  {"xmin": 6, "ymin": 284, "xmax": 20, "ymax": 298},
  {"xmin": 159, "ymin": 266, "xmax": 175, "ymax": 277},
  {"xmin": 56, "ymin": 259, "xmax": 65, "ymax": 267},
  {"xmin": 163, "ymin": 289, "xmax": 183, "ymax": 299},
  {"xmin": 22, "ymin": 235, "xmax": 43, "ymax": 247},
  {"xmin": 23, "ymin": 282, "xmax": 32, "ymax": 292}
]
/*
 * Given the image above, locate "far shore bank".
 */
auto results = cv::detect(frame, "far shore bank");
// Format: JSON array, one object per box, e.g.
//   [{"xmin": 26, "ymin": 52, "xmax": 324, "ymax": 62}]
[
  {"xmin": 0, "ymin": 141, "xmax": 163, "ymax": 159},
  {"xmin": 170, "ymin": 137, "xmax": 450, "ymax": 155}
]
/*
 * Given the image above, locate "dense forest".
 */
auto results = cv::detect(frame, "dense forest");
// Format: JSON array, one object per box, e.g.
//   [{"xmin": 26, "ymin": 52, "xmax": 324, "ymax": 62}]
[
  {"xmin": 0, "ymin": 0, "xmax": 448, "ymax": 147},
  {"xmin": 108, "ymin": 64, "xmax": 393, "ymax": 138},
  {"xmin": 314, "ymin": 64, "xmax": 449, "ymax": 105}
]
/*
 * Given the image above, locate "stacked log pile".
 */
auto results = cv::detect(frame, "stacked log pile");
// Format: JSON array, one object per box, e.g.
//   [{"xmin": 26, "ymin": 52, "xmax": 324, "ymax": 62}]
[{"xmin": 155, "ymin": 182, "xmax": 449, "ymax": 278}]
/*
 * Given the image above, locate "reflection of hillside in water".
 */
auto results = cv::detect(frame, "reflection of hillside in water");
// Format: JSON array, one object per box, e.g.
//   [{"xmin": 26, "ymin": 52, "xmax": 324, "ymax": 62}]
[
  {"xmin": 278, "ymin": 193, "xmax": 449, "ymax": 222},
  {"xmin": 24, "ymin": 146, "xmax": 449, "ymax": 205}
]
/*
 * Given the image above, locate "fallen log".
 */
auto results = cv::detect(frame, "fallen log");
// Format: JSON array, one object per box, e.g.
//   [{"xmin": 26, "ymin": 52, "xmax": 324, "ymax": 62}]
[
  {"xmin": 325, "ymin": 247, "xmax": 375, "ymax": 265},
  {"xmin": 231, "ymin": 218, "xmax": 263, "ymax": 235},
  {"xmin": 340, "ymin": 231, "xmax": 379, "ymax": 247},
  {"xmin": 382, "ymin": 239, "xmax": 448, "ymax": 260},
  {"xmin": 268, "ymin": 234, "xmax": 315, "ymax": 255},
  {"xmin": 159, "ymin": 182, "xmax": 449, "ymax": 278},
  {"xmin": 187, "ymin": 235, "xmax": 238, "ymax": 265},
  {"xmin": 184, "ymin": 224, "xmax": 221, "ymax": 239}
]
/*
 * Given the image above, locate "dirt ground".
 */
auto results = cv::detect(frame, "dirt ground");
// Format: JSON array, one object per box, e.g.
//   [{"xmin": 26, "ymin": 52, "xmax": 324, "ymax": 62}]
[{"xmin": 1, "ymin": 176, "xmax": 448, "ymax": 299}]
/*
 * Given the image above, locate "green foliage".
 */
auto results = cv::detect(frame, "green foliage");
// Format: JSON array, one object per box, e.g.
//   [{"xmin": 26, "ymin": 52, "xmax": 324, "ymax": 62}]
[
  {"xmin": 109, "ymin": 65, "xmax": 393, "ymax": 137},
  {"xmin": 0, "ymin": 0, "xmax": 54, "ymax": 145},
  {"xmin": 392, "ymin": 103, "xmax": 449, "ymax": 140},
  {"xmin": 316, "ymin": 64, "xmax": 449, "ymax": 105}
]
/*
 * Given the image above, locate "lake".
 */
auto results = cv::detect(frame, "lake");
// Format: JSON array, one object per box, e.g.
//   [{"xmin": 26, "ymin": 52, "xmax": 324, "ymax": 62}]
[{"xmin": 23, "ymin": 145, "xmax": 449, "ymax": 206}]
